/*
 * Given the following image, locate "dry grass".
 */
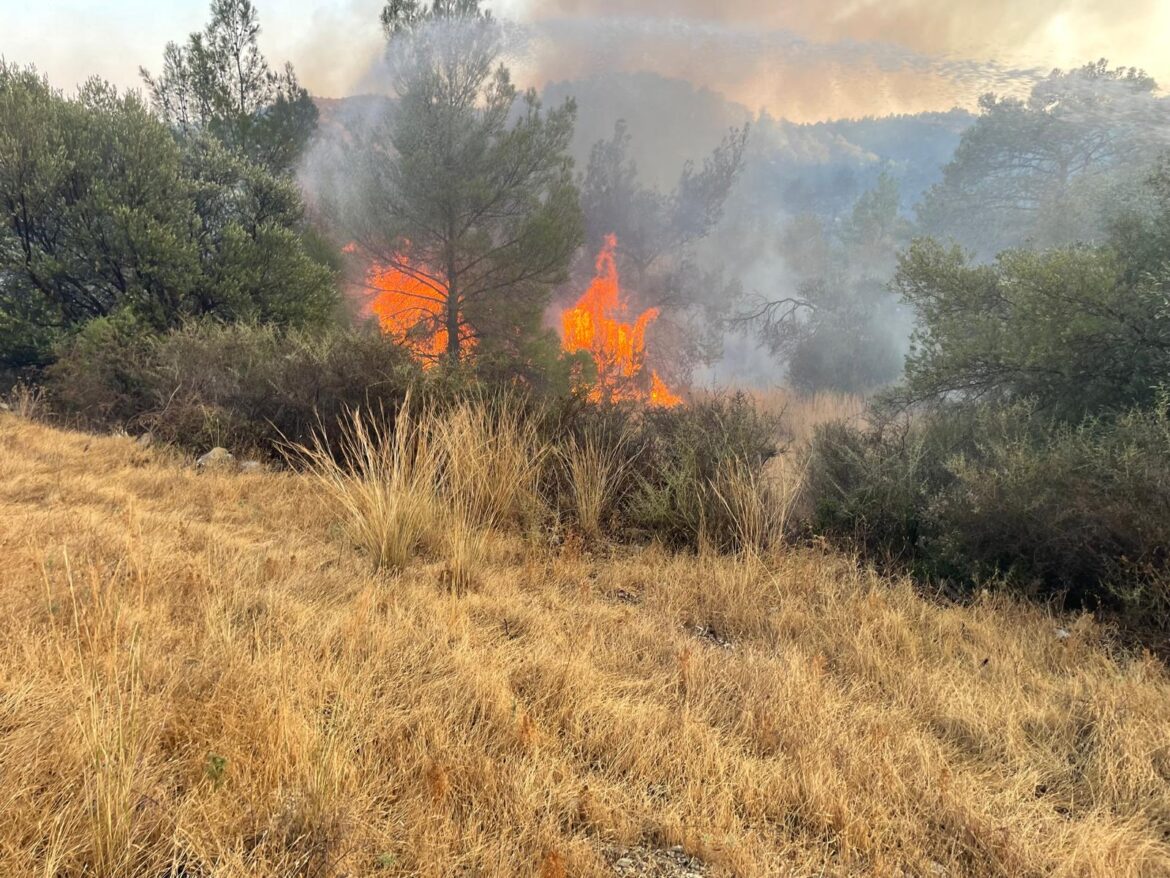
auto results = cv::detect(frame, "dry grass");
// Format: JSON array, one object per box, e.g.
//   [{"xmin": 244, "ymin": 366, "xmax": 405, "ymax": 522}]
[
  {"xmin": 710, "ymin": 456, "xmax": 804, "ymax": 556},
  {"xmin": 746, "ymin": 389, "xmax": 865, "ymax": 517},
  {"xmin": 432, "ymin": 396, "xmax": 549, "ymax": 531},
  {"xmin": 561, "ymin": 430, "xmax": 631, "ymax": 543},
  {"xmin": 752, "ymin": 388, "xmax": 868, "ymax": 445},
  {"xmin": 296, "ymin": 403, "xmax": 439, "ymax": 572},
  {"xmin": 1, "ymin": 411, "xmax": 1169, "ymax": 877}
]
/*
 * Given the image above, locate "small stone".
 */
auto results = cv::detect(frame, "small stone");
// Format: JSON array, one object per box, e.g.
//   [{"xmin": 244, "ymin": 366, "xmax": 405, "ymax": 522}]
[
  {"xmin": 614, "ymin": 857, "xmax": 634, "ymax": 869},
  {"xmin": 1055, "ymin": 628, "xmax": 1072, "ymax": 640},
  {"xmin": 239, "ymin": 460, "xmax": 263, "ymax": 474},
  {"xmin": 196, "ymin": 447, "xmax": 235, "ymax": 471}
]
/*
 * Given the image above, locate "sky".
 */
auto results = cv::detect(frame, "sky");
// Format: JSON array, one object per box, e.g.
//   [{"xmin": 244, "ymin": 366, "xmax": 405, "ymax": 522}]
[{"xmin": 3, "ymin": 0, "xmax": 1168, "ymax": 121}]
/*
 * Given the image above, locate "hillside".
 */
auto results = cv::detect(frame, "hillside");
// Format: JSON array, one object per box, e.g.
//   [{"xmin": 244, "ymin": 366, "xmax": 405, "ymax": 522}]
[
  {"xmin": 313, "ymin": 75, "xmax": 973, "ymax": 216},
  {"xmin": 1, "ymin": 412, "xmax": 1168, "ymax": 877}
]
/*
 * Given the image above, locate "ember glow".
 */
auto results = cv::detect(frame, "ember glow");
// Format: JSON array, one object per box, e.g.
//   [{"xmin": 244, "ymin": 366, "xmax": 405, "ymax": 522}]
[{"xmin": 561, "ymin": 234, "xmax": 683, "ymax": 406}]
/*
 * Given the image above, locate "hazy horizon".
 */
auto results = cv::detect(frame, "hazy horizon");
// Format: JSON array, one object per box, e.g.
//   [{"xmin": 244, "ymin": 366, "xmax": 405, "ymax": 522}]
[{"xmin": 4, "ymin": 0, "xmax": 1167, "ymax": 122}]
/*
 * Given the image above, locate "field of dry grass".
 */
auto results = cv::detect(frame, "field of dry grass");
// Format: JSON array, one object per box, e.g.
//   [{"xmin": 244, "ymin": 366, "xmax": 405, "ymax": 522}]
[
  {"xmin": 751, "ymin": 389, "xmax": 868, "ymax": 445},
  {"xmin": 1, "ymin": 409, "xmax": 1169, "ymax": 877}
]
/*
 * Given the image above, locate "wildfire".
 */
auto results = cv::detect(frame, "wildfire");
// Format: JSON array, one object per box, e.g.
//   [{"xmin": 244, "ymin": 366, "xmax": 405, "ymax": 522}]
[
  {"xmin": 561, "ymin": 235, "xmax": 682, "ymax": 407},
  {"xmin": 347, "ymin": 244, "xmax": 466, "ymax": 362}
]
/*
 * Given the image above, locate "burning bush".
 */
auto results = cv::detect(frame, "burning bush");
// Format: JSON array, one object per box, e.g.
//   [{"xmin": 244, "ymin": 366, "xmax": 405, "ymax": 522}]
[
  {"xmin": 45, "ymin": 315, "xmax": 784, "ymax": 556},
  {"xmin": 351, "ymin": 246, "xmax": 474, "ymax": 364},
  {"xmin": 560, "ymin": 235, "xmax": 683, "ymax": 407}
]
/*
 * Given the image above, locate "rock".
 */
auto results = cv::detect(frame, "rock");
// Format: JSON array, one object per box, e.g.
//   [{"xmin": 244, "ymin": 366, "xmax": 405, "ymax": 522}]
[
  {"xmin": 135, "ymin": 432, "xmax": 154, "ymax": 448},
  {"xmin": 196, "ymin": 447, "xmax": 235, "ymax": 471},
  {"xmin": 0, "ymin": 401, "xmax": 10, "ymax": 413},
  {"xmin": 605, "ymin": 845, "xmax": 709, "ymax": 877},
  {"xmin": 1055, "ymin": 628, "xmax": 1072, "ymax": 640},
  {"xmin": 238, "ymin": 460, "xmax": 263, "ymax": 474}
]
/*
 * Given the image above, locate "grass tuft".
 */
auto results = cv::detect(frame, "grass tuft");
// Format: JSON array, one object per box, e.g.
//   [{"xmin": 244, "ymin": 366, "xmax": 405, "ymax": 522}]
[{"xmin": 295, "ymin": 400, "xmax": 438, "ymax": 572}]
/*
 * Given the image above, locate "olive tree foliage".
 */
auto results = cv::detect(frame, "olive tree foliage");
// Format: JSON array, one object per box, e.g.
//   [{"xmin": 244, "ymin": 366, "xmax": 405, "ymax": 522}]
[
  {"xmin": 917, "ymin": 61, "xmax": 1170, "ymax": 258},
  {"xmin": 0, "ymin": 64, "xmax": 335, "ymax": 368},
  {"xmin": 336, "ymin": 0, "xmax": 583, "ymax": 365},
  {"xmin": 577, "ymin": 119, "xmax": 749, "ymax": 382},
  {"xmin": 141, "ymin": 0, "xmax": 318, "ymax": 175},
  {"xmin": 747, "ymin": 173, "xmax": 911, "ymax": 393},
  {"xmin": 893, "ymin": 160, "xmax": 1170, "ymax": 420}
]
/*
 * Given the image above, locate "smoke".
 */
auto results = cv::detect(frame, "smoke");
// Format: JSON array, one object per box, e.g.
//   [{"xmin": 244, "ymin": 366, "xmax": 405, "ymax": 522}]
[
  {"xmin": 283, "ymin": 0, "xmax": 1170, "ymax": 123},
  {"xmin": 300, "ymin": 2, "xmax": 1170, "ymax": 393},
  {"xmin": 517, "ymin": 0, "xmax": 1170, "ymax": 96},
  {"xmin": 519, "ymin": 16, "xmax": 1049, "ymax": 123},
  {"xmin": 340, "ymin": 13, "xmax": 1048, "ymax": 123}
]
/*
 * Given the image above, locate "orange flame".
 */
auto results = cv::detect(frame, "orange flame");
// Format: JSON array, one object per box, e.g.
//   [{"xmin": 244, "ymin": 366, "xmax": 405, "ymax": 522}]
[
  {"xmin": 349, "ymin": 245, "xmax": 469, "ymax": 363},
  {"xmin": 561, "ymin": 235, "xmax": 682, "ymax": 406}
]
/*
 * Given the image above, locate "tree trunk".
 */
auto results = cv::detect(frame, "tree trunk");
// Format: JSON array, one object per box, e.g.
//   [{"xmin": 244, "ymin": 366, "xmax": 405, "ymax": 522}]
[{"xmin": 445, "ymin": 240, "xmax": 460, "ymax": 364}]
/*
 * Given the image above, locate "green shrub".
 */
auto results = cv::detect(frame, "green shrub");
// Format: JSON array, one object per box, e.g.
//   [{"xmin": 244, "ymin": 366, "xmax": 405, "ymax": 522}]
[
  {"xmin": 41, "ymin": 313, "xmax": 161, "ymax": 425},
  {"xmin": 932, "ymin": 406, "xmax": 1170, "ymax": 610},
  {"xmin": 803, "ymin": 402, "xmax": 1170, "ymax": 627},
  {"xmin": 803, "ymin": 411, "xmax": 971, "ymax": 566},
  {"xmin": 47, "ymin": 321, "xmax": 421, "ymax": 455},
  {"xmin": 547, "ymin": 393, "xmax": 783, "ymax": 550}
]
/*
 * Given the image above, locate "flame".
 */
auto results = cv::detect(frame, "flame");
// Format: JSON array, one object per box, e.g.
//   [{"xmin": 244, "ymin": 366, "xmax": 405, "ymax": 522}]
[
  {"xmin": 367, "ymin": 260, "xmax": 451, "ymax": 360},
  {"xmin": 349, "ymin": 245, "xmax": 470, "ymax": 363},
  {"xmin": 650, "ymin": 370, "xmax": 683, "ymax": 407},
  {"xmin": 561, "ymin": 234, "xmax": 682, "ymax": 407}
]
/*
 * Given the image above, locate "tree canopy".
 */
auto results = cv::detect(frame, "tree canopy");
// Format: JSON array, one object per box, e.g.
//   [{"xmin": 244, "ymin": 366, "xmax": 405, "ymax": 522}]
[
  {"xmin": 141, "ymin": 0, "xmax": 318, "ymax": 175},
  {"xmin": 0, "ymin": 64, "xmax": 336, "ymax": 367},
  {"xmin": 917, "ymin": 61, "xmax": 1170, "ymax": 257},
  {"xmin": 895, "ymin": 163, "xmax": 1170, "ymax": 419},
  {"xmin": 337, "ymin": 0, "xmax": 583, "ymax": 365}
]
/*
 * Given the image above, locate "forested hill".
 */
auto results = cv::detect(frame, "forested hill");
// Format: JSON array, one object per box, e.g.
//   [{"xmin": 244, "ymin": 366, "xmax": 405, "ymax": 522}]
[
  {"xmin": 317, "ymin": 73, "xmax": 973, "ymax": 220},
  {"xmin": 542, "ymin": 72, "xmax": 973, "ymax": 216}
]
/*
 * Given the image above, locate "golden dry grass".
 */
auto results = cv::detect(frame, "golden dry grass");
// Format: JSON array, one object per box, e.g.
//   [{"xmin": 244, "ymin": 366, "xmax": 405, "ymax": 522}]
[
  {"xmin": 560, "ymin": 430, "xmax": 630, "ymax": 544},
  {"xmin": 751, "ymin": 388, "xmax": 869, "ymax": 446},
  {"xmin": 1, "ymin": 412, "xmax": 1169, "ymax": 877}
]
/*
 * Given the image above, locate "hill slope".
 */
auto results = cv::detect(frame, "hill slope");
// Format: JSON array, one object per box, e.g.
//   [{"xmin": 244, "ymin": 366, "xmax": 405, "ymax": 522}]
[{"xmin": 0, "ymin": 414, "xmax": 1167, "ymax": 877}]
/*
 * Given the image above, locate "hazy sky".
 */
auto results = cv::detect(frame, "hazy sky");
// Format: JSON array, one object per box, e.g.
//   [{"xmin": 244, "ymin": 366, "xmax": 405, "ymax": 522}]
[{"xmin": 3, "ymin": 0, "xmax": 1167, "ymax": 120}]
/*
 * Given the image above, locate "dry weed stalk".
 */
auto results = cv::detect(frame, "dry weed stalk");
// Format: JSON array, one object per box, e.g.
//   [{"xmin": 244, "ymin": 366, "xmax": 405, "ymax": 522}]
[
  {"xmin": 711, "ymin": 453, "xmax": 806, "ymax": 555},
  {"xmin": 4, "ymin": 380, "xmax": 46, "ymax": 420}
]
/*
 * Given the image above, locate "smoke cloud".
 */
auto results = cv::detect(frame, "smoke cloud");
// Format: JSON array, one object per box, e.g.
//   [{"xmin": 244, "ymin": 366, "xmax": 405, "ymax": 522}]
[
  {"xmin": 13, "ymin": 2, "xmax": 1164, "ymax": 123},
  {"xmin": 518, "ymin": 0, "xmax": 1170, "ymax": 91},
  {"xmin": 306, "ymin": 0, "xmax": 1169, "ymax": 122}
]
